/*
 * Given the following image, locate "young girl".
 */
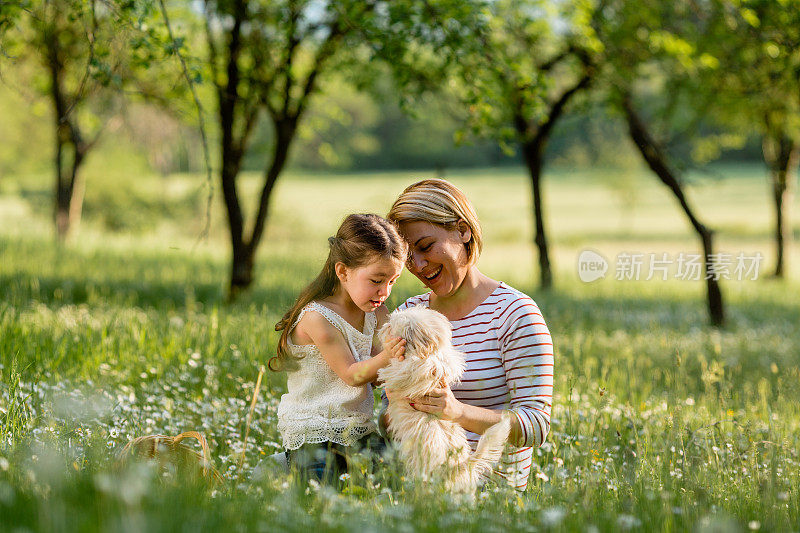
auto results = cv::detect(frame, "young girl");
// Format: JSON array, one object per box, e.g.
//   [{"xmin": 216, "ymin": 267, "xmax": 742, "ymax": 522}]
[{"xmin": 271, "ymin": 213, "xmax": 407, "ymax": 483}]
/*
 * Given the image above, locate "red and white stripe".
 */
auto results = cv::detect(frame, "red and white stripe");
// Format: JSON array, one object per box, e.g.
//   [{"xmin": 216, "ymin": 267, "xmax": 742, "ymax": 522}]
[{"xmin": 397, "ymin": 282, "xmax": 554, "ymax": 490}]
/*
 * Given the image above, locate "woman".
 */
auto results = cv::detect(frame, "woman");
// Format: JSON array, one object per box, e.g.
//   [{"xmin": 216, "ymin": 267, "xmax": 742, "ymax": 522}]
[{"xmin": 382, "ymin": 178, "xmax": 554, "ymax": 491}]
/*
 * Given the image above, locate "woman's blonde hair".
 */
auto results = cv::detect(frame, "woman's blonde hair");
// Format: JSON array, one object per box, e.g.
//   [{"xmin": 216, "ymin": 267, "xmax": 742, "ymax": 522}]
[
  {"xmin": 270, "ymin": 213, "xmax": 407, "ymax": 372},
  {"xmin": 387, "ymin": 179, "xmax": 483, "ymax": 264}
]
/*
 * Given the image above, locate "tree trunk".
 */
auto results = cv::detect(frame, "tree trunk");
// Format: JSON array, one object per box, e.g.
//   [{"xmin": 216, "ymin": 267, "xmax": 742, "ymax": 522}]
[
  {"xmin": 48, "ymin": 30, "xmax": 86, "ymax": 243},
  {"xmin": 53, "ymin": 126, "xmax": 88, "ymax": 241},
  {"xmin": 220, "ymin": 136, "xmax": 248, "ymax": 299},
  {"xmin": 54, "ymin": 130, "xmax": 72, "ymax": 240},
  {"xmin": 622, "ymin": 95, "xmax": 724, "ymax": 327},
  {"xmin": 763, "ymin": 134, "xmax": 799, "ymax": 278},
  {"xmin": 211, "ymin": 0, "xmax": 338, "ymax": 299},
  {"xmin": 216, "ymin": 1, "xmax": 250, "ymax": 299},
  {"xmin": 227, "ymin": 118, "xmax": 297, "ymax": 298},
  {"xmin": 55, "ymin": 185, "xmax": 72, "ymax": 241},
  {"xmin": 249, "ymin": 119, "xmax": 296, "ymax": 258},
  {"xmin": 69, "ymin": 165, "xmax": 86, "ymax": 233},
  {"xmin": 520, "ymin": 138, "xmax": 553, "ymax": 289},
  {"xmin": 511, "ymin": 71, "xmax": 592, "ymax": 290},
  {"xmin": 229, "ymin": 238, "xmax": 254, "ymax": 299}
]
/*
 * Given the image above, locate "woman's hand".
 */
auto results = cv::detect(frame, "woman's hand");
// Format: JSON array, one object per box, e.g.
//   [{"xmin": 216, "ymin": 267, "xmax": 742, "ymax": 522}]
[{"xmin": 409, "ymin": 386, "xmax": 465, "ymax": 422}]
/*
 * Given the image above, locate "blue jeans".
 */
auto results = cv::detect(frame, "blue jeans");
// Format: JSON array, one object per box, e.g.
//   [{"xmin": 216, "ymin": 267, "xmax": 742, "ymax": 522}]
[{"xmin": 286, "ymin": 433, "xmax": 386, "ymax": 485}]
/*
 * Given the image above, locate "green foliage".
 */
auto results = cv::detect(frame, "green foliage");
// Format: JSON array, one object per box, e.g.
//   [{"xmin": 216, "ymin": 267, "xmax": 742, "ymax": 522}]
[
  {"xmin": 703, "ymin": 0, "xmax": 800, "ymax": 144},
  {"xmin": 199, "ymin": 0, "xmax": 384, "ymax": 134},
  {"xmin": 0, "ymin": 0, "xmax": 28, "ymax": 40},
  {"xmin": 592, "ymin": 0, "xmax": 798, "ymax": 169},
  {"xmin": 4, "ymin": 0, "xmax": 783, "ymax": 182},
  {"xmin": 2, "ymin": 0, "xmax": 796, "ymax": 200},
  {"xmin": 590, "ymin": 1, "xmax": 714, "ymax": 171},
  {"xmin": 4, "ymin": 0, "xmax": 151, "ymax": 111},
  {"xmin": 374, "ymin": 0, "xmax": 599, "ymax": 149}
]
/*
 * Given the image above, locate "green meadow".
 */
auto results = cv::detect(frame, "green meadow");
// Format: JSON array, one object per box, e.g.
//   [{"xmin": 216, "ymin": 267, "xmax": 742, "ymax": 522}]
[{"xmin": 1, "ymin": 164, "xmax": 799, "ymax": 531}]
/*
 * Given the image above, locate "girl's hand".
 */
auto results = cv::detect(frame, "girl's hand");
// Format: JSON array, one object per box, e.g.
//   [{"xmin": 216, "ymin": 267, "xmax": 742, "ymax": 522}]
[
  {"xmin": 383, "ymin": 336, "xmax": 406, "ymax": 361},
  {"xmin": 409, "ymin": 386, "xmax": 464, "ymax": 422}
]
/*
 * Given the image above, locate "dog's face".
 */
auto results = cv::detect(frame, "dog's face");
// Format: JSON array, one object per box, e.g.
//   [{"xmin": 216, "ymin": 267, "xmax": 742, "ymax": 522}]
[{"xmin": 377, "ymin": 306, "xmax": 466, "ymax": 397}]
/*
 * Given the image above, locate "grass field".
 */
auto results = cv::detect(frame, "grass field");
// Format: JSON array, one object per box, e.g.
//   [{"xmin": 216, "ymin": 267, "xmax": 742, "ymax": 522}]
[{"xmin": 1, "ymin": 164, "xmax": 799, "ymax": 531}]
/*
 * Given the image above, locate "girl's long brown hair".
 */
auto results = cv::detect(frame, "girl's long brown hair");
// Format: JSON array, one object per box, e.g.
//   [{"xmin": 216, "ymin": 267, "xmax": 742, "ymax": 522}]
[{"xmin": 270, "ymin": 213, "xmax": 407, "ymax": 372}]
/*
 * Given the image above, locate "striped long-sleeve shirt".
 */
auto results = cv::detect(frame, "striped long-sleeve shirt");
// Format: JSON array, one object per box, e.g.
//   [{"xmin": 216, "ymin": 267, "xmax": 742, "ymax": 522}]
[{"xmin": 395, "ymin": 282, "xmax": 554, "ymax": 490}]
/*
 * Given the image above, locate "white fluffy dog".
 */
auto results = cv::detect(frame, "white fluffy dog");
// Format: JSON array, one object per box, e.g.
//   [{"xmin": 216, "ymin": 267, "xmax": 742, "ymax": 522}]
[{"xmin": 378, "ymin": 306, "xmax": 510, "ymax": 492}]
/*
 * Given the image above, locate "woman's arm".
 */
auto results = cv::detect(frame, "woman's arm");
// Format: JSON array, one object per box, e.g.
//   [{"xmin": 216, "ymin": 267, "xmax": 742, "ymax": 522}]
[
  {"xmin": 299, "ymin": 310, "xmax": 403, "ymax": 387},
  {"xmin": 406, "ymin": 387, "xmax": 523, "ymax": 443},
  {"xmin": 496, "ymin": 297, "xmax": 554, "ymax": 447},
  {"xmin": 409, "ymin": 298, "xmax": 553, "ymax": 448},
  {"xmin": 381, "ymin": 385, "xmax": 502, "ymax": 438}
]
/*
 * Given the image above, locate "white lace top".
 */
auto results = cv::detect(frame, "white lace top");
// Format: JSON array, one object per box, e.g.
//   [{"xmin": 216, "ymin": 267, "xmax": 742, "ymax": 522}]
[{"xmin": 276, "ymin": 301, "xmax": 378, "ymax": 450}]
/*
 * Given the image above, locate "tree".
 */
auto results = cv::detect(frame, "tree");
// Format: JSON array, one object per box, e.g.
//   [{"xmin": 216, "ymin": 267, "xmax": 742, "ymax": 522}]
[
  {"xmin": 471, "ymin": 0, "xmax": 598, "ymax": 290},
  {"xmin": 39, "ymin": 0, "xmax": 99, "ymax": 239},
  {"xmin": 376, "ymin": 0, "xmax": 599, "ymax": 289},
  {"xmin": 199, "ymin": 0, "xmax": 379, "ymax": 297},
  {"xmin": 594, "ymin": 0, "xmax": 727, "ymax": 326},
  {"xmin": 4, "ymin": 0, "xmax": 148, "ymax": 241},
  {"xmin": 700, "ymin": 0, "xmax": 800, "ymax": 278}
]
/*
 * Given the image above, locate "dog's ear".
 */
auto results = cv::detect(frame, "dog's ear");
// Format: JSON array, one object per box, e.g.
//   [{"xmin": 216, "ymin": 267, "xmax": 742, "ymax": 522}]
[
  {"xmin": 407, "ymin": 326, "xmax": 439, "ymax": 358},
  {"xmin": 432, "ymin": 346, "xmax": 466, "ymax": 386},
  {"xmin": 443, "ymin": 346, "xmax": 466, "ymax": 384},
  {"xmin": 380, "ymin": 351, "xmax": 442, "ymax": 398},
  {"xmin": 420, "ymin": 309, "xmax": 465, "ymax": 385},
  {"xmin": 402, "ymin": 307, "xmax": 450, "ymax": 358},
  {"xmin": 378, "ymin": 311, "xmax": 416, "ymax": 348}
]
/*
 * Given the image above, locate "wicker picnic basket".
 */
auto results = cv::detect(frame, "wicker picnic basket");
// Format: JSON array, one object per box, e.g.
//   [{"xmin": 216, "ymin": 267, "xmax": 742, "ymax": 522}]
[
  {"xmin": 116, "ymin": 367, "xmax": 265, "ymax": 487},
  {"xmin": 116, "ymin": 430, "xmax": 224, "ymax": 485}
]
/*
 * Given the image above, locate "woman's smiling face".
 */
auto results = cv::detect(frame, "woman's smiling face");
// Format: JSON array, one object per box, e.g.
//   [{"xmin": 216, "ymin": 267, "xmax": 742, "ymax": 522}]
[{"xmin": 399, "ymin": 220, "xmax": 472, "ymax": 297}]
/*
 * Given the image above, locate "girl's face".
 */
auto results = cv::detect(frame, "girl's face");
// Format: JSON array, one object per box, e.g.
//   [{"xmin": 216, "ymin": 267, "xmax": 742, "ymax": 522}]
[
  {"xmin": 399, "ymin": 220, "xmax": 471, "ymax": 298},
  {"xmin": 337, "ymin": 256, "xmax": 404, "ymax": 312}
]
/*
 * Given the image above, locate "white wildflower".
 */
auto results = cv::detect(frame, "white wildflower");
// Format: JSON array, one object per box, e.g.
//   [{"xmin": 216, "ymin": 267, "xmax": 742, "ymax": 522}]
[{"xmin": 540, "ymin": 506, "xmax": 566, "ymax": 527}]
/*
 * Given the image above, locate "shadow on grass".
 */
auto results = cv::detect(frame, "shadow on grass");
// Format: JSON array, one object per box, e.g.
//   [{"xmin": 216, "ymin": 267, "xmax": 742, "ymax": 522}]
[
  {"xmin": 509, "ymin": 282, "xmax": 800, "ymax": 334},
  {"xmin": 0, "ymin": 270, "xmax": 309, "ymax": 316},
  {"xmin": 4, "ymin": 269, "xmax": 799, "ymax": 335},
  {"xmin": 1, "ymin": 234, "xmax": 309, "ymax": 312},
  {"xmin": 2, "ymin": 234, "xmax": 798, "ymax": 330}
]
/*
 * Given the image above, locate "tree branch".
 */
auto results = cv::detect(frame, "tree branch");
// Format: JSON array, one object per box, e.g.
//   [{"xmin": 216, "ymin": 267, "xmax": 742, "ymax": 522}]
[
  {"xmin": 62, "ymin": 0, "xmax": 97, "ymax": 120},
  {"xmin": 515, "ymin": 68, "xmax": 593, "ymax": 143},
  {"xmin": 277, "ymin": 4, "xmax": 303, "ymax": 119},
  {"xmin": 536, "ymin": 46, "xmax": 574, "ymax": 73},
  {"xmin": 621, "ymin": 92, "xmax": 707, "ymax": 235},
  {"xmin": 291, "ymin": 16, "xmax": 347, "ymax": 118},
  {"xmin": 203, "ymin": 0, "xmax": 220, "ymax": 90},
  {"xmin": 233, "ymin": 97, "xmax": 260, "ymax": 160},
  {"xmin": 538, "ymin": 70, "xmax": 593, "ymax": 141}
]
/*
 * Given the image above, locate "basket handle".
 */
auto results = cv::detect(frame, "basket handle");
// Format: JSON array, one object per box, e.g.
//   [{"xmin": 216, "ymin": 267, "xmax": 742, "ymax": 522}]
[{"xmin": 172, "ymin": 431, "xmax": 213, "ymax": 469}]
